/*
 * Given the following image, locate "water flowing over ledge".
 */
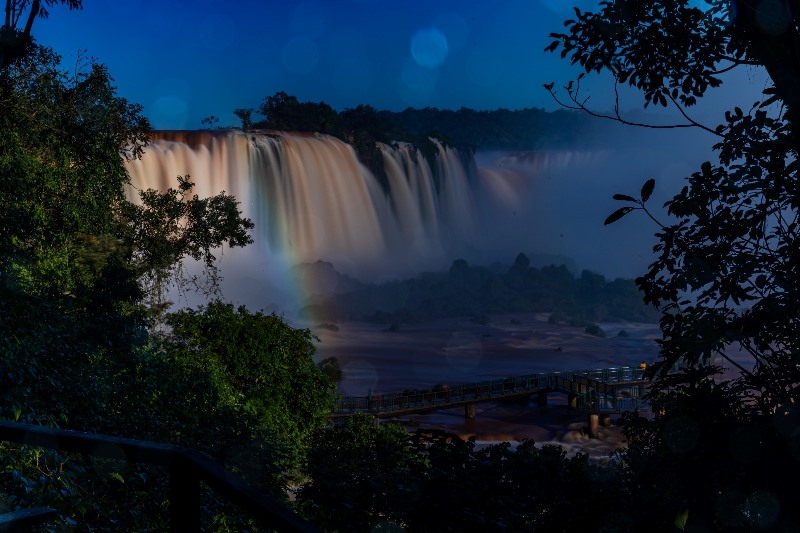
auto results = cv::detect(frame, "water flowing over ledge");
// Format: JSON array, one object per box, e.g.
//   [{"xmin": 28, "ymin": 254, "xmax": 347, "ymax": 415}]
[{"xmin": 125, "ymin": 130, "xmax": 601, "ymax": 312}]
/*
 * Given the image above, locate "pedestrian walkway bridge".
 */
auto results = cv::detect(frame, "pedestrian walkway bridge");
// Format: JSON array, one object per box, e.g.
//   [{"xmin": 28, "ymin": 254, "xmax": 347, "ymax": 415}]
[{"xmin": 333, "ymin": 366, "xmax": 649, "ymax": 421}]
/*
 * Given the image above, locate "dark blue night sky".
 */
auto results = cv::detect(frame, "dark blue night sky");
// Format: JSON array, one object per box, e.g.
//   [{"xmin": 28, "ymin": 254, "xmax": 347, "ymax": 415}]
[{"xmin": 35, "ymin": 0, "xmax": 620, "ymax": 129}]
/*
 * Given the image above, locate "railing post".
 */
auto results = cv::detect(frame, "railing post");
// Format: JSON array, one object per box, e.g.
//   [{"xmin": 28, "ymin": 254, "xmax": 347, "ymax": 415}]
[{"xmin": 170, "ymin": 453, "xmax": 201, "ymax": 533}]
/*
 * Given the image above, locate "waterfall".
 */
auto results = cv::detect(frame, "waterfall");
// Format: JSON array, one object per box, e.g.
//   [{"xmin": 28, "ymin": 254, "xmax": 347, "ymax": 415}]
[
  {"xmin": 125, "ymin": 131, "xmax": 492, "ymax": 309},
  {"xmin": 125, "ymin": 130, "xmax": 609, "ymax": 312},
  {"xmin": 127, "ymin": 131, "xmax": 484, "ymax": 276}
]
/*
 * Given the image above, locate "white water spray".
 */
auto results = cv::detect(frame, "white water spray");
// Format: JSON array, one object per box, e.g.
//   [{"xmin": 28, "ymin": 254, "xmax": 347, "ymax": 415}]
[{"xmin": 125, "ymin": 130, "xmax": 601, "ymax": 312}]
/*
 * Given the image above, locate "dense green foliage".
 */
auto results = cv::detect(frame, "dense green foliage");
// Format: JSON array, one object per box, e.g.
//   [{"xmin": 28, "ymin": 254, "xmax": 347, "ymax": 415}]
[
  {"xmin": 160, "ymin": 302, "xmax": 336, "ymax": 470},
  {"xmin": 0, "ymin": 14, "xmax": 335, "ymax": 530},
  {"xmin": 8, "ymin": 0, "xmax": 800, "ymax": 529},
  {"xmin": 0, "ymin": 48, "xmax": 149, "ymax": 304},
  {"xmin": 293, "ymin": 401, "xmax": 800, "ymax": 532},
  {"xmin": 297, "ymin": 253, "xmax": 659, "ymax": 325},
  {"xmin": 298, "ymin": 415, "xmax": 630, "ymax": 532}
]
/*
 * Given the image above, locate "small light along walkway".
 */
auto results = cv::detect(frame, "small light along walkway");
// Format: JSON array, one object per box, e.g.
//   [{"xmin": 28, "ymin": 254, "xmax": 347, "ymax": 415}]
[{"xmin": 332, "ymin": 366, "xmax": 650, "ymax": 438}]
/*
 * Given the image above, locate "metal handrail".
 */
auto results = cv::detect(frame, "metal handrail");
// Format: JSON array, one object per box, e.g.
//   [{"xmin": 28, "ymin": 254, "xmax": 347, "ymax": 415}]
[{"xmin": 0, "ymin": 421, "xmax": 318, "ymax": 533}]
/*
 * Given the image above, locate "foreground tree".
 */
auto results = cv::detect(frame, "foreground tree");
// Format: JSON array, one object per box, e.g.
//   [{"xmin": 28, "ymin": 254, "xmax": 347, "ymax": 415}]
[
  {"xmin": 160, "ymin": 302, "xmax": 337, "ymax": 471},
  {"xmin": 298, "ymin": 417, "xmax": 628, "ymax": 532},
  {"xmin": 0, "ymin": 16, "xmax": 329, "ymax": 529},
  {"xmin": 116, "ymin": 175, "xmax": 254, "ymax": 314},
  {"xmin": 548, "ymin": 1, "xmax": 800, "ymax": 529},
  {"xmin": 549, "ymin": 0, "xmax": 800, "ymax": 416}
]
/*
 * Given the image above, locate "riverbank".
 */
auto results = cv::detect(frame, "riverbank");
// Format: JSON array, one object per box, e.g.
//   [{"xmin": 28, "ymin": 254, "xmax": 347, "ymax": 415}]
[{"xmin": 311, "ymin": 313, "xmax": 660, "ymax": 458}]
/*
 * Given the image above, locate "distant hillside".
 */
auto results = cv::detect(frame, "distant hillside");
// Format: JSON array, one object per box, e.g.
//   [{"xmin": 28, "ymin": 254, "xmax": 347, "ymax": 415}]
[{"xmin": 295, "ymin": 253, "xmax": 660, "ymax": 326}]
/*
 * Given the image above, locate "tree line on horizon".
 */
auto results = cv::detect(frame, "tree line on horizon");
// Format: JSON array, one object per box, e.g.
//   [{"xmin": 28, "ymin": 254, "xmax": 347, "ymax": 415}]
[{"xmin": 221, "ymin": 90, "xmax": 608, "ymax": 153}]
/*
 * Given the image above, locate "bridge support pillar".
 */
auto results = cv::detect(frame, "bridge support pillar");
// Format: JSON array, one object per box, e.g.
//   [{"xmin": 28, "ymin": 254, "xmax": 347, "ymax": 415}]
[
  {"xmin": 465, "ymin": 403, "xmax": 476, "ymax": 420},
  {"xmin": 587, "ymin": 413, "xmax": 600, "ymax": 439},
  {"xmin": 600, "ymin": 413, "xmax": 612, "ymax": 427},
  {"xmin": 568, "ymin": 394, "xmax": 577, "ymax": 410},
  {"xmin": 537, "ymin": 390, "xmax": 547, "ymax": 408},
  {"xmin": 639, "ymin": 384, "xmax": 649, "ymax": 399}
]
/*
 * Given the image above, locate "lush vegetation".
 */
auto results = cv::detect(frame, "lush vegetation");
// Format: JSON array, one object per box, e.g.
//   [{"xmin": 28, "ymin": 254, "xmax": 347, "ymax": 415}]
[
  {"xmin": 543, "ymin": 0, "xmax": 800, "ymax": 530},
  {"xmin": 297, "ymin": 414, "xmax": 627, "ymax": 532},
  {"xmin": 4, "ymin": 0, "xmax": 800, "ymax": 530},
  {"xmin": 0, "ymin": 3, "xmax": 335, "ymax": 529},
  {"xmin": 294, "ymin": 400, "xmax": 800, "ymax": 531},
  {"xmin": 296, "ymin": 253, "xmax": 660, "ymax": 327},
  {"xmin": 385, "ymin": 106, "xmax": 606, "ymax": 150}
]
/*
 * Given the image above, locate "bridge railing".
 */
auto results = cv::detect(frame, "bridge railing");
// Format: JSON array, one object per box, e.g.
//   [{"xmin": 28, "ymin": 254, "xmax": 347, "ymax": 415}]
[
  {"xmin": 334, "ymin": 366, "xmax": 647, "ymax": 414},
  {"xmin": 575, "ymin": 385, "xmax": 650, "ymax": 412},
  {"xmin": 573, "ymin": 367, "xmax": 641, "ymax": 384}
]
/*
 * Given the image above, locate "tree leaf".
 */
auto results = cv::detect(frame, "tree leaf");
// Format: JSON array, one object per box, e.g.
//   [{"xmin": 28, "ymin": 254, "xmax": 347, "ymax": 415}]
[
  {"xmin": 604, "ymin": 206, "xmax": 635, "ymax": 225},
  {"xmin": 613, "ymin": 193, "xmax": 637, "ymax": 202},
  {"xmin": 674, "ymin": 508, "xmax": 689, "ymax": 530},
  {"xmin": 640, "ymin": 178, "xmax": 656, "ymax": 202}
]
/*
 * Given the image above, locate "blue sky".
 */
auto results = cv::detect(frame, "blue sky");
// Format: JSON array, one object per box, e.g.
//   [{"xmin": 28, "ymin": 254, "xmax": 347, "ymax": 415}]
[{"xmin": 35, "ymin": 0, "xmax": 616, "ymax": 129}]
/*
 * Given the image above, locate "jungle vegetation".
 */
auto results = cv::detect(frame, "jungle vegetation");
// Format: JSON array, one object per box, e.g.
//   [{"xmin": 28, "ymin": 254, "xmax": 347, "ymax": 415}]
[
  {"xmin": 3, "ymin": 0, "xmax": 800, "ymax": 531},
  {"xmin": 1, "ymin": 2, "xmax": 336, "ymax": 529}
]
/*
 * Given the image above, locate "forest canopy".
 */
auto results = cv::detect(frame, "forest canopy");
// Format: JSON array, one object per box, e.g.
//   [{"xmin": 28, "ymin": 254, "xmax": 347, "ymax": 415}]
[{"xmin": 230, "ymin": 90, "xmax": 610, "ymax": 151}]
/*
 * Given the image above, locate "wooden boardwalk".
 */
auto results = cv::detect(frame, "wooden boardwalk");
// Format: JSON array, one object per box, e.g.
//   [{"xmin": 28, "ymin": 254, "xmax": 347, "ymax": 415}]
[{"xmin": 332, "ymin": 366, "xmax": 649, "ymax": 419}]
